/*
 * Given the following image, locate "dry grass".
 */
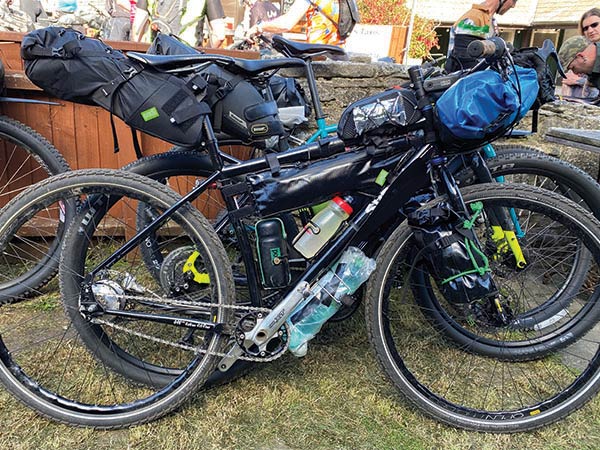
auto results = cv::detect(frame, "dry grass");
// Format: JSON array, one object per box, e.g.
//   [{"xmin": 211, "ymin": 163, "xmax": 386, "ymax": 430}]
[{"xmin": 1, "ymin": 291, "xmax": 600, "ymax": 450}]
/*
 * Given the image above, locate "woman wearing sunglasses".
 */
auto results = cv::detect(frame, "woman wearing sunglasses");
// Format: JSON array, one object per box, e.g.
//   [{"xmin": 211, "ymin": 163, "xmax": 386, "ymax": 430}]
[{"xmin": 581, "ymin": 8, "xmax": 600, "ymax": 43}]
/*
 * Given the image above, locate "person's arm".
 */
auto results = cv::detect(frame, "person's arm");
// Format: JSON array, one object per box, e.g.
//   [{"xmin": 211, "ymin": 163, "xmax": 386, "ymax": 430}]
[
  {"xmin": 249, "ymin": 0, "xmax": 308, "ymax": 35},
  {"xmin": 131, "ymin": 0, "xmax": 149, "ymax": 41},
  {"xmin": 207, "ymin": 17, "xmax": 225, "ymax": 47},
  {"xmin": 205, "ymin": 0, "xmax": 225, "ymax": 48}
]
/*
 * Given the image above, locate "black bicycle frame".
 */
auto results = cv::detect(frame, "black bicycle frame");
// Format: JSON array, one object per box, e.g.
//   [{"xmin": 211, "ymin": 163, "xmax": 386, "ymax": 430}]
[{"xmin": 81, "ymin": 114, "xmax": 460, "ymax": 330}]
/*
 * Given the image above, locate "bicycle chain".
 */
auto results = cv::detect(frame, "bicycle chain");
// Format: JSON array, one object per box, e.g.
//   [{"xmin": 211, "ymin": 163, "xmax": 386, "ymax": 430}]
[
  {"xmin": 91, "ymin": 294, "xmax": 288, "ymax": 363},
  {"xmin": 120, "ymin": 293, "xmax": 273, "ymax": 314}
]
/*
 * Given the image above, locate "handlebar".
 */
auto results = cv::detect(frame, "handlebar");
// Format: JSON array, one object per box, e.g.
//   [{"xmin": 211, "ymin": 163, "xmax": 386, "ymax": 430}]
[{"xmin": 467, "ymin": 37, "xmax": 507, "ymax": 60}]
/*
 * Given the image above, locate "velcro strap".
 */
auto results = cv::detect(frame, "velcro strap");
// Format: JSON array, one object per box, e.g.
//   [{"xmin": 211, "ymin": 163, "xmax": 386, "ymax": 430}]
[
  {"xmin": 162, "ymin": 90, "xmax": 189, "ymax": 116},
  {"xmin": 265, "ymin": 153, "xmax": 281, "ymax": 176},
  {"xmin": 221, "ymin": 182, "xmax": 249, "ymax": 197},
  {"xmin": 186, "ymin": 74, "xmax": 208, "ymax": 94},
  {"xmin": 169, "ymin": 102, "xmax": 212, "ymax": 125}
]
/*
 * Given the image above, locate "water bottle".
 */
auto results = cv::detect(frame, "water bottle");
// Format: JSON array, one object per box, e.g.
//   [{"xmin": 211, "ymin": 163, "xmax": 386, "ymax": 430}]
[
  {"xmin": 56, "ymin": 0, "xmax": 77, "ymax": 12},
  {"xmin": 293, "ymin": 196, "xmax": 353, "ymax": 259},
  {"xmin": 287, "ymin": 247, "xmax": 376, "ymax": 356}
]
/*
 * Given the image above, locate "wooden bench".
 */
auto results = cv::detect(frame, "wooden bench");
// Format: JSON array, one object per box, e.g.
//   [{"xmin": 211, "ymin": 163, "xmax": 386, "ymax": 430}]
[{"xmin": 545, "ymin": 127, "xmax": 600, "ymax": 181}]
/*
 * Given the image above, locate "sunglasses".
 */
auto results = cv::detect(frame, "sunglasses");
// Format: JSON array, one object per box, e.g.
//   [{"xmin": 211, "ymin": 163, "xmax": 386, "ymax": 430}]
[{"xmin": 583, "ymin": 21, "xmax": 600, "ymax": 32}]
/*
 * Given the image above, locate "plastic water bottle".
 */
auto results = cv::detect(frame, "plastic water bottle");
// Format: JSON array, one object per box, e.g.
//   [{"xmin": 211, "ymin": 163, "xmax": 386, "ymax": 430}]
[
  {"xmin": 287, "ymin": 247, "xmax": 376, "ymax": 356},
  {"xmin": 56, "ymin": 0, "xmax": 77, "ymax": 12},
  {"xmin": 293, "ymin": 196, "xmax": 353, "ymax": 259}
]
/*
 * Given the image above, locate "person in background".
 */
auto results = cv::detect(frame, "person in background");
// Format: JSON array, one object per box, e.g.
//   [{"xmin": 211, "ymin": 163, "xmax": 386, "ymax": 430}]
[
  {"xmin": 581, "ymin": 7, "xmax": 600, "ymax": 42},
  {"xmin": 445, "ymin": 0, "xmax": 517, "ymax": 72},
  {"xmin": 244, "ymin": 0, "xmax": 280, "ymax": 29},
  {"xmin": 14, "ymin": 0, "xmax": 47, "ymax": 22},
  {"xmin": 564, "ymin": 38, "xmax": 600, "ymax": 97},
  {"xmin": 132, "ymin": 0, "xmax": 225, "ymax": 47},
  {"xmin": 0, "ymin": 0, "xmax": 35, "ymax": 31},
  {"xmin": 560, "ymin": 8, "xmax": 600, "ymax": 100},
  {"xmin": 104, "ymin": 0, "xmax": 131, "ymax": 40},
  {"xmin": 247, "ymin": 0, "xmax": 343, "ymax": 46},
  {"xmin": 233, "ymin": 0, "xmax": 279, "ymax": 47}
]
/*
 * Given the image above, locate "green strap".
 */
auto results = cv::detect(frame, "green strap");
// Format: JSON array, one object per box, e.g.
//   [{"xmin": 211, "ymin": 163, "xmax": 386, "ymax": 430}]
[{"xmin": 441, "ymin": 202, "xmax": 490, "ymax": 285}]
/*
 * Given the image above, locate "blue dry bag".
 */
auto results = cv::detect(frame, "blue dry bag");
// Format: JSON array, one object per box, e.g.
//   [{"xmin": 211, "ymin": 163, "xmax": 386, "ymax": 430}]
[{"xmin": 435, "ymin": 66, "xmax": 538, "ymax": 151}]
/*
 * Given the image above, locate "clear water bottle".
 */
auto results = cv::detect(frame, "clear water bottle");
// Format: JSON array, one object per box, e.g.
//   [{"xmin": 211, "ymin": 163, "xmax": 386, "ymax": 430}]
[
  {"xmin": 56, "ymin": 0, "xmax": 77, "ymax": 12},
  {"xmin": 293, "ymin": 196, "xmax": 353, "ymax": 259},
  {"xmin": 287, "ymin": 247, "xmax": 376, "ymax": 356}
]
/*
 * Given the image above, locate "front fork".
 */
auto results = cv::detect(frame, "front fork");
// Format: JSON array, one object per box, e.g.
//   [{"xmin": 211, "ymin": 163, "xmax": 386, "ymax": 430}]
[
  {"xmin": 434, "ymin": 156, "xmax": 524, "ymax": 323},
  {"xmin": 468, "ymin": 149, "xmax": 527, "ymax": 268}
]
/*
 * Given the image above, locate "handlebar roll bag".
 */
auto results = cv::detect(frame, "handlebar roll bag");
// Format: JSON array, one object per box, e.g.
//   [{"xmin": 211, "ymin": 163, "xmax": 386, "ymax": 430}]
[
  {"xmin": 435, "ymin": 66, "xmax": 538, "ymax": 152},
  {"xmin": 21, "ymin": 27, "xmax": 209, "ymax": 147}
]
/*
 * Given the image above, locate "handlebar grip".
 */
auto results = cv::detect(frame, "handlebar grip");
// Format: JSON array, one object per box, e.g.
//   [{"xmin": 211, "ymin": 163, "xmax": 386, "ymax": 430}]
[{"xmin": 467, "ymin": 37, "xmax": 506, "ymax": 59}]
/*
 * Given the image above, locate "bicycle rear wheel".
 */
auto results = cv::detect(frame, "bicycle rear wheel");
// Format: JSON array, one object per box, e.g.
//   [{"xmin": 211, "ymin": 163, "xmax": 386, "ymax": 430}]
[
  {"xmin": 366, "ymin": 183, "xmax": 600, "ymax": 432},
  {"xmin": 0, "ymin": 115, "xmax": 70, "ymax": 302},
  {"xmin": 0, "ymin": 170, "xmax": 234, "ymax": 428}
]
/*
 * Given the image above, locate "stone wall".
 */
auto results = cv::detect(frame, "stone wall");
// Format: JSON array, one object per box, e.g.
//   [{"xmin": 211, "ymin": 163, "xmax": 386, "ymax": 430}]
[{"xmin": 282, "ymin": 60, "xmax": 600, "ymax": 178}]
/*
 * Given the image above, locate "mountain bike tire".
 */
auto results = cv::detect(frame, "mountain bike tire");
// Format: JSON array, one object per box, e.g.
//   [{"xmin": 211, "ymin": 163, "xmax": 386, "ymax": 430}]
[
  {"xmin": 0, "ymin": 170, "xmax": 235, "ymax": 428},
  {"xmin": 0, "ymin": 115, "xmax": 70, "ymax": 303},
  {"xmin": 366, "ymin": 183, "xmax": 600, "ymax": 432}
]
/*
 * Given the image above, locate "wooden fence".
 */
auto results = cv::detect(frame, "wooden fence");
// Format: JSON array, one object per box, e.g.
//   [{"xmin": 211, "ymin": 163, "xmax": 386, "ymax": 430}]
[{"xmin": 0, "ymin": 32, "xmax": 258, "ymax": 224}]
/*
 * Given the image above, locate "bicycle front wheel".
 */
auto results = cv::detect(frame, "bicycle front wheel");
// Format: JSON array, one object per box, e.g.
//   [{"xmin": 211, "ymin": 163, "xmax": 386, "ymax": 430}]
[
  {"xmin": 0, "ymin": 115, "xmax": 70, "ymax": 302},
  {"xmin": 0, "ymin": 169, "xmax": 235, "ymax": 428},
  {"xmin": 366, "ymin": 183, "xmax": 600, "ymax": 432}
]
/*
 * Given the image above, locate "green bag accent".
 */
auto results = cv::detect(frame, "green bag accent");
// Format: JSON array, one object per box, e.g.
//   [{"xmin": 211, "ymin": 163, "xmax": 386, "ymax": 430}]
[
  {"xmin": 141, "ymin": 107, "xmax": 160, "ymax": 122},
  {"xmin": 375, "ymin": 169, "xmax": 389, "ymax": 186}
]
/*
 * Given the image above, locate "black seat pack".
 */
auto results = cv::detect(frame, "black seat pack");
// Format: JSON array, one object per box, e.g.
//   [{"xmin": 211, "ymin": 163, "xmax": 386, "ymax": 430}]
[
  {"xmin": 21, "ymin": 27, "xmax": 210, "ymax": 147},
  {"xmin": 147, "ymin": 33, "xmax": 300, "ymax": 140}
]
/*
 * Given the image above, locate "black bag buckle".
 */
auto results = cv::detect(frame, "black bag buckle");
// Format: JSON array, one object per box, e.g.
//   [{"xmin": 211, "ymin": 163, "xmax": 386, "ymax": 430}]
[
  {"xmin": 214, "ymin": 80, "xmax": 234, "ymax": 101},
  {"xmin": 51, "ymin": 47, "xmax": 65, "ymax": 58},
  {"xmin": 123, "ymin": 66, "xmax": 138, "ymax": 79}
]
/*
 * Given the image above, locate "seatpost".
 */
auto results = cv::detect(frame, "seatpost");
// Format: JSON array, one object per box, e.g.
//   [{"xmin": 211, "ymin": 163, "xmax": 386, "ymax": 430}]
[
  {"xmin": 203, "ymin": 116, "xmax": 224, "ymax": 170},
  {"xmin": 303, "ymin": 61, "xmax": 327, "ymax": 128}
]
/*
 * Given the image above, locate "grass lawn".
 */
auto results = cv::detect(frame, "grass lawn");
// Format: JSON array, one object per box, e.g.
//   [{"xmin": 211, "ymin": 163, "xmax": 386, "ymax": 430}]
[{"xmin": 1, "ymin": 290, "xmax": 600, "ymax": 450}]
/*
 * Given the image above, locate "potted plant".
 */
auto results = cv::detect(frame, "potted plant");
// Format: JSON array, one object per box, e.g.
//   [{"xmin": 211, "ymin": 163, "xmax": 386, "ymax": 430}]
[{"xmin": 356, "ymin": 0, "xmax": 439, "ymax": 62}]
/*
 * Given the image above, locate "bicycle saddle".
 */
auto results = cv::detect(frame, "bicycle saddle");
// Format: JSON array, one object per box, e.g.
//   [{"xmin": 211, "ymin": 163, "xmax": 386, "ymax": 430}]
[
  {"xmin": 127, "ymin": 52, "xmax": 306, "ymax": 76},
  {"xmin": 271, "ymin": 35, "xmax": 346, "ymax": 59}
]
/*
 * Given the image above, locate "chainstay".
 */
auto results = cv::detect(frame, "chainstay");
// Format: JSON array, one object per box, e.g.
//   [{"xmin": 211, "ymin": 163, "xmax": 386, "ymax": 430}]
[
  {"xmin": 120, "ymin": 293, "xmax": 273, "ymax": 314},
  {"xmin": 91, "ymin": 295, "xmax": 288, "ymax": 363}
]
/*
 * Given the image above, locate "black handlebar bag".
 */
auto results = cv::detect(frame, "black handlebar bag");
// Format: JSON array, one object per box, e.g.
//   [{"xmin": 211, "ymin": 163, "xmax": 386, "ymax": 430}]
[{"xmin": 21, "ymin": 27, "xmax": 209, "ymax": 148}]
